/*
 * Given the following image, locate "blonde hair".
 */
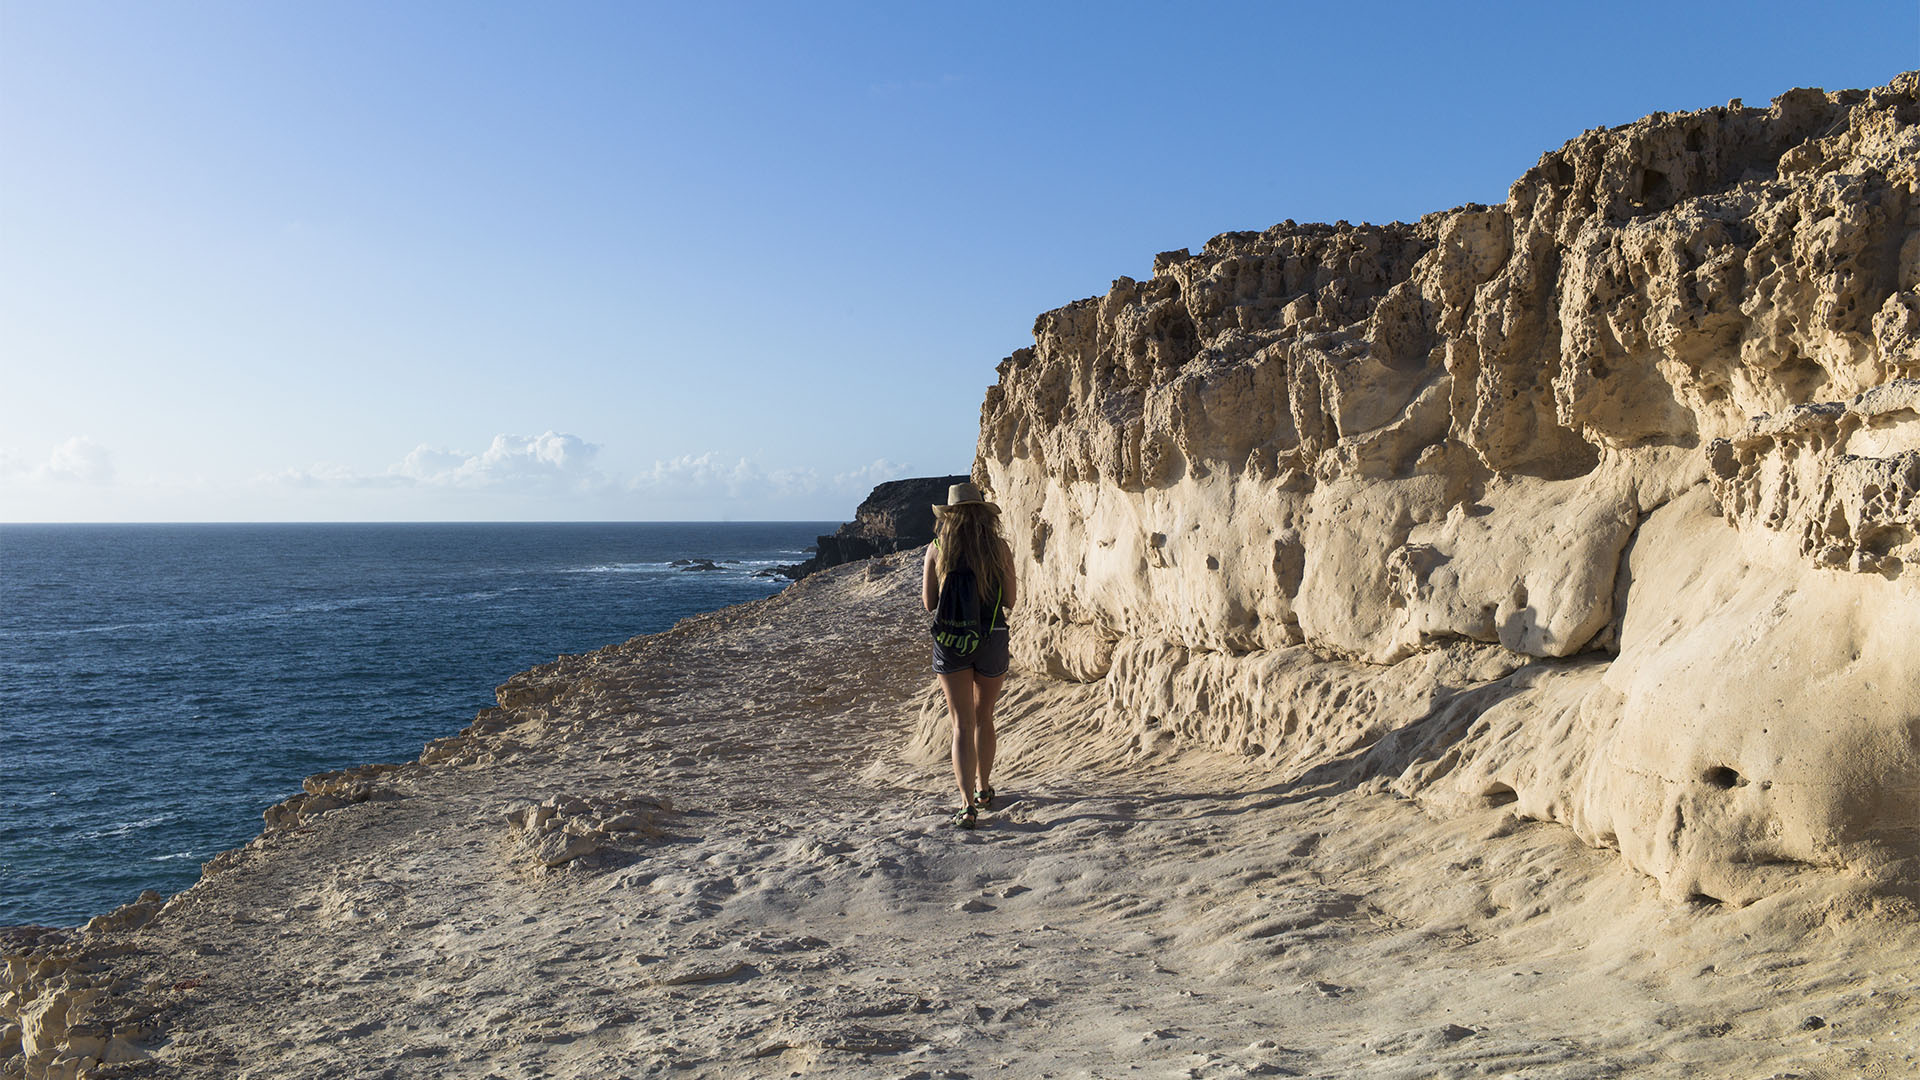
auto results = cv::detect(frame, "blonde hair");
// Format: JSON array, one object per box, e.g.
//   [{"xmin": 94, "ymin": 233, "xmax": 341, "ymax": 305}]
[{"xmin": 935, "ymin": 504, "xmax": 1009, "ymax": 606}]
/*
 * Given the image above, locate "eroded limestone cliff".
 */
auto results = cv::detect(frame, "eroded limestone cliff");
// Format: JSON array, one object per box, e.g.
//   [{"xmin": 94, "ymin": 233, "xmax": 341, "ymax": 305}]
[{"xmin": 977, "ymin": 76, "xmax": 1920, "ymax": 905}]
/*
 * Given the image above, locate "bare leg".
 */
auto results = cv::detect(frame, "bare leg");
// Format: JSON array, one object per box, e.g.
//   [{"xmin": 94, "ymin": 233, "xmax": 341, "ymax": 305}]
[
  {"xmin": 974, "ymin": 672, "xmax": 1005, "ymax": 793},
  {"xmin": 938, "ymin": 670, "xmax": 979, "ymax": 808}
]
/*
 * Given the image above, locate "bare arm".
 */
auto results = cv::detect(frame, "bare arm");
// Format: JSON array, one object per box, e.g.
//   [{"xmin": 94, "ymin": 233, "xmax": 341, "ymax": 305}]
[{"xmin": 922, "ymin": 543, "xmax": 939, "ymax": 612}]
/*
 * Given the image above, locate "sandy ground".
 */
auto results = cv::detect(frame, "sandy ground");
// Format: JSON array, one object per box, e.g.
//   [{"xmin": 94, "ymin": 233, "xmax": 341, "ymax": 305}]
[{"xmin": 19, "ymin": 551, "xmax": 1920, "ymax": 1080}]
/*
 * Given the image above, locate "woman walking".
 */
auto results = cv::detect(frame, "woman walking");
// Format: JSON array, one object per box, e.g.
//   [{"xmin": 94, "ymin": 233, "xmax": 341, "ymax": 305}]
[{"xmin": 923, "ymin": 481, "xmax": 1016, "ymax": 830}]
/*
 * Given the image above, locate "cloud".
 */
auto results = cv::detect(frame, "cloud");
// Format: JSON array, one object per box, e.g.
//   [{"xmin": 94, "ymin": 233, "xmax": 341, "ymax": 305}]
[
  {"xmin": 391, "ymin": 445, "xmax": 467, "ymax": 480},
  {"xmin": 832, "ymin": 458, "xmax": 912, "ymax": 490},
  {"xmin": 0, "ymin": 437, "xmax": 116, "ymax": 485},
  {"xmin": 627, "ymin": 454, "xmax": 910, "ymax": 503},
  {"xmin": 269, "ymin": 435, "xmax": 912, "ymax": 512},
  {"xmin": 268, "ymin": 462, "xmax": 409, "ymax": 489},
  {"xmin": 275, "ymin": 432, "xmax": 603, "ymax": 492},
  {"xmin": 395, "ymin": 432, "xmax": 601, "ymax": 488},
  {"xmin": 628, "ymin": 453, "xmax": 765, "ymax": 498}
]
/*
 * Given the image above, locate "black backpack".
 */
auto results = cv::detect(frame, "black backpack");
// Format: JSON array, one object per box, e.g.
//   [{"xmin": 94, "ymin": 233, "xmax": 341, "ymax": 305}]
[{"xmin": 932, "ymin": 560, "xmax": 999, "ymax": 656}]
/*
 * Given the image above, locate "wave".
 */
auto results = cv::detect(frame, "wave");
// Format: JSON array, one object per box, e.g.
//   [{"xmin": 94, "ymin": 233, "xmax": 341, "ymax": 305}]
[
  {"xmin": 81, "ymin": 812, "xmax": 180, "ymax": 840},
  {"xmin": 564, "ymin": 561, "xmax": 792, "ymax": 576}
]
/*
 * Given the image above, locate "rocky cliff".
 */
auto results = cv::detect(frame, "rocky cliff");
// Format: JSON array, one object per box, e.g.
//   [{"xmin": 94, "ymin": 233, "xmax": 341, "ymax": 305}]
[
  {"xmin": 977, "ymin": 75, "xmax": 1920, "ymax": 905},
  {"xmin": 782, "ymin": 475, "xmax": 968, "ymax": 579}
]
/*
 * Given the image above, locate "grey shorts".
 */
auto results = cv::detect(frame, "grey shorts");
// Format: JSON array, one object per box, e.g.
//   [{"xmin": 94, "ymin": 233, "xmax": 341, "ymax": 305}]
[{"xmin": 931, "ymin": 627, "xmax": 1010, "ymax": 678}]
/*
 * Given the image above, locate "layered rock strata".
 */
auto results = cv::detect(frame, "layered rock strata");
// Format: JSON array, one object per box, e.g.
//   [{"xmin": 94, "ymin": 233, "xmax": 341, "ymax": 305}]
[{"xmin": 977, "ymin": 76, "xmax": 1920, "ymax": 904}]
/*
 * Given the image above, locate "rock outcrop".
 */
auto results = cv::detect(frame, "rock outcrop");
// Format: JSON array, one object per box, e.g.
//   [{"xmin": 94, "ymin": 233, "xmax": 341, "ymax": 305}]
[
  {"xmin": 1, "ymin": 916, "xmax": 165, "ymax": 1079},
  {"xmin": 781, "ymin": 475, "xmax": 969, "ymax": 579},
  {"xmin": 978, "ymin": 76, "xmax": 1920, "ymax": 904},
  {"xmin": 505, "ymin": 791, "xmax": 672, "ymax": 870},
  {"xmin": 260, "ymin": 763, "xmax": 405, "ymax": 833}
]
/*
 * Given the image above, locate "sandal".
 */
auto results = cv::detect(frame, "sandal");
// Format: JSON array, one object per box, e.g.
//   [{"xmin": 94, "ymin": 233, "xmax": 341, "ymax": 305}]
[
  {"xmin": 975, "ymin": 786, "xmax": 996, "ymax": 810},
  {"xmin": 953, "ymin": 805, "xmax": 978, "ymax": 830}
]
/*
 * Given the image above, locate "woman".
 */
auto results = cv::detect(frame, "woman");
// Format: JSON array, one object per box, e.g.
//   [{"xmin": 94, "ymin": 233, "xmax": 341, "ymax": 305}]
[{"xmin": 922, "ymin": 481, "xmax": 1017, "ymax": 830}]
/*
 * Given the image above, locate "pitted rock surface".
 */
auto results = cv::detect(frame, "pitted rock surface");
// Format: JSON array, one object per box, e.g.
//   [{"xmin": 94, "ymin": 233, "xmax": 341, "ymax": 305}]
[{"xmin": 978, "ymin": 75, "xmax": 1920, "ymax": 904}]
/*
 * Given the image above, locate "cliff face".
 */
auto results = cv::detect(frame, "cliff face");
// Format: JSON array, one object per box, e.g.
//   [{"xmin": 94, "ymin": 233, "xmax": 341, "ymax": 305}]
[
  {"xmin": 978, "ymin": 76, "xmax": 1920, "ymax": 904},
  {"xmin": 785, "ymin": 475, "xmax": 969, "ymax": 579}
]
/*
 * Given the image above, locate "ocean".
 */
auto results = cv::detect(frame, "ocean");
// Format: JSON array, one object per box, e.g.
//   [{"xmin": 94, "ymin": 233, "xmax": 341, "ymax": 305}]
[{"xmin": 0, "ymin": 522, "xmax": 830, "ymax": 927}]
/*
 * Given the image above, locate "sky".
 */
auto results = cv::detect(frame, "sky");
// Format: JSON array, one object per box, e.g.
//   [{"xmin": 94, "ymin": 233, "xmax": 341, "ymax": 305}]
[{"xmin": 1, "ymin": 1, "xmax": 1913, "ymax": 522}]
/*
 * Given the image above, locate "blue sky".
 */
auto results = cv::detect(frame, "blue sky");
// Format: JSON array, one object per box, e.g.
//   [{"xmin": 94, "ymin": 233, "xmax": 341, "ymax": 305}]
[{"xmin": 2, "ymin": 1, "xmax": 1912, "ymax": 521}]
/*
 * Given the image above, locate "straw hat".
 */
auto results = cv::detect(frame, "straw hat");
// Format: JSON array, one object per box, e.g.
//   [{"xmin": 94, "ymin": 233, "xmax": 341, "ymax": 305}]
[{"xmin": 932, "ymin": 481, "xmax": 1000, "ymax": 517}]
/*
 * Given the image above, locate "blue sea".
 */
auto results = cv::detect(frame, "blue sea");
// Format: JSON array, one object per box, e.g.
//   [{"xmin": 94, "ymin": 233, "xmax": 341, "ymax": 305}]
[{"xmin": 0, "ymin": 522, "xmax": 829, "ymax": 928}]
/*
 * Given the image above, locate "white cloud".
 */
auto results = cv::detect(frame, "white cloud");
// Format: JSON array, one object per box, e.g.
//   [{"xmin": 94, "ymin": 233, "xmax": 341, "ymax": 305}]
[
  {"xmin": 269, "ymin": 462, "xmax": 409, "ymax": 489},
  {"xmin": 0, "ymin": 437, "xmax": 116, "ymax": 485},
  {"xmin": 391, "ymin": 445, "xmax": 467, "ymax": 480},
  {"xmin": 628, "ymin": 453, "xmax": 764, "ymax": 498},
  {"xmin": 627, "ymin": 454, "xmax": 910, "ymax": 503},
  {"xmin": 267, "ymin": 434, "xmax": 914, "ymax": 515},
  {"xmin": 395, "ymin": 432, "xmax": 601, "ymax": 488},
  {"xmin": 833, "ymin": 458, "xmax": 912, "ymax": 490},
  {"xmin": 274, "ymin": 431, "xmax": 603, "ymax": 492}
]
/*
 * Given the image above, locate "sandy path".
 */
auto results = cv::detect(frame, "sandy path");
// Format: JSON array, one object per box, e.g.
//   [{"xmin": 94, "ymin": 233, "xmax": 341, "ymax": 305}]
[{"xmin": 23, "ymin": 552, "xmax": 1920, "ymax": 1080}]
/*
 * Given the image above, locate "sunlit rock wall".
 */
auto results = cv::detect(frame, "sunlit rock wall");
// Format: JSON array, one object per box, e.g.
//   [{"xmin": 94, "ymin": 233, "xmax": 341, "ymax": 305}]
[{"xmin": 976, "ymin": 76, "xmax": 1920, "ymax": 903}]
